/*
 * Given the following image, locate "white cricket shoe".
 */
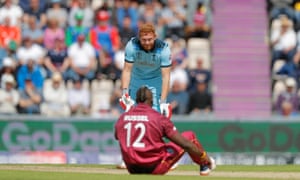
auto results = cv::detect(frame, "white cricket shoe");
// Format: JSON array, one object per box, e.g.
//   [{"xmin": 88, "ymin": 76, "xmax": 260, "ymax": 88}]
[
  {"xmin": 170, "ymin": 162, "xmax": 179, "ymax": 170},
  {"xmin": 116, "ymin": 161, "xmax": 127, "ymax": 169}
]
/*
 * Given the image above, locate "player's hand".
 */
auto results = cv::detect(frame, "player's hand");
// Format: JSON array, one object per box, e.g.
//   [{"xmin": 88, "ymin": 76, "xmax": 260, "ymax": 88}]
[
  {"xmin": 160, "ymin": 102, "xmax": 172, "ymax": 119},
  {"xmin": 119, "ymin": 93, "xmax": 134, "ymax": 112}
]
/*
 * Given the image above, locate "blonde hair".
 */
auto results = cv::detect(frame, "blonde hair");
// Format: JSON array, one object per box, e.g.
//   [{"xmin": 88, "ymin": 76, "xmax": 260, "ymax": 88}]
[
  {"xmin": 280, "ymin": 15, "xmax": 292, "ymax": 28},
  {"xmin": 139, "ymin": 23, "xmax": 156, "ymax": 36}
]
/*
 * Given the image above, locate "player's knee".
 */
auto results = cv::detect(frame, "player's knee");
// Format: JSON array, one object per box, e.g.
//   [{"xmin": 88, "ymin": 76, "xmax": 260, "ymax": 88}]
[{"xmin": 181, "ymin": 131, "xmax": 196, "ymax": 140}]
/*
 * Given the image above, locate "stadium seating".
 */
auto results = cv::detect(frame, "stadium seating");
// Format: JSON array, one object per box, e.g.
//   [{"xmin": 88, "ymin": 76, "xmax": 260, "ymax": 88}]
[
  {"xmin": 90, "ymin": 79, "xmax": 114, "ymax": 115},
  {"xmin": 187, "ymin": 38, "xmax": 211, "ymax": 70}
]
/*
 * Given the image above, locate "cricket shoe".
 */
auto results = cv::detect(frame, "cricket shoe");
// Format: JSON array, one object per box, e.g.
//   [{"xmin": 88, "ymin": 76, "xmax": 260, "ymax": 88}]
[
  {"xmin": 116, "ymin": 161, "xmax": 127, "ymax": 169},
  {"xmin": 200, "ymin": 156, "xmax": 216, "ymax": 176},
  {"xmin": 170, "ymin": 162, "xmax": 179, "ymax": 170}
]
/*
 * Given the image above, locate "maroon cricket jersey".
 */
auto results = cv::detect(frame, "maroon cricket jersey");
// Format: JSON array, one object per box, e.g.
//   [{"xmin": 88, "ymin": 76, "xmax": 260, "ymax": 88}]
[{"xmin": 115, "ymin": 103, "xmax": 178, "ymax": 166}]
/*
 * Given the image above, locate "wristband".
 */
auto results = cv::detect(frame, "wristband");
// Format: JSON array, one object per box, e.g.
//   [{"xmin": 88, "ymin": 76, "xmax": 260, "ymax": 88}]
[
  {"xmin": 200, "ymin": 151, "xmax": 207, "ymax": 159},
  {"xmin": 122, "ymin": 88, "xmax": 128, "ymax": 95},
  {"xmin": 160, "ymin": 99, "xmax": 166, "ymax": 104}
]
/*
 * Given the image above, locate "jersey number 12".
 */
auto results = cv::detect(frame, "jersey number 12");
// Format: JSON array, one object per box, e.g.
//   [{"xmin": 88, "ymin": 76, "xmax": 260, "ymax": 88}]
[{"xmin": 124, "ymin": 122, "xmax": 145, "ymax": 148}]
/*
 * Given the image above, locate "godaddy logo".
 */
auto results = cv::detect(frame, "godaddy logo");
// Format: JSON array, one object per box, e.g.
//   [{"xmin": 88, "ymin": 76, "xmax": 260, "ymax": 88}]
[
  {"xmin": 219, "ymin": 125, "xmax": 300, "ymax": 152},
  {"xmin": 1, "ymin": 122, "xmax": 119, "ymax": 152}
]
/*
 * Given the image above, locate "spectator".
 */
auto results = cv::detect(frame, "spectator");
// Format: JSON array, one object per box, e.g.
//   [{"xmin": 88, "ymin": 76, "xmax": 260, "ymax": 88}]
[
  {"xmin": 0, "ymin": 40, "xmax": 17, "ymax": 65},
  {"xmin": 22, "ymin": 15, "xmax": 44, "ymax": 45},
  {"xmin": 275, "ymin": 77, "xmax": 299, "ymax": 114},
  {"xmin": 44, "ymin": 37, "xmax": 70, "ymax": 79},
  {"xmin": 67, "ymin": 75, "xmax": 90, "ymax": 116},
  {"xmin": 23, "ymin": 0, "xmax": 47, "ymax": 29},
  {"xmin": 138, "ymin": 0, "xmax": 162, "ymax": 27},
  {"xmin": 185, "ymin": 1, "xmax": 211, "ymax": 39},
  {"xmin": 66, "ymin": 0, "xmax": 80, "ymax": 8},
  {"xmin": 161, "ymin": 0, "xmax": 187, "ymax": 38},
  {"xmin": 0, "ymin": 0, "xmax": 23, "ymax": 27},
  {"xmin": 17, "ymin": 36, "xmax": 45, "ymax": 66},
  {"xmin": 68, "ymin": 34, "xmax": 96, "ymax": 81},
  {"xmin": 170, "ymin": 35, "xmax": 188, "ymax": 69},
  {"xmin": 167, "ymin": 80, "xmax": 189, "ymax": 115},
  {"xmin": 18, "ymin": 77, "xmax": 42, "ymax": 114},
  {"xmin": 115, "ymin": 0, "xmax": 138, "ymax": 32},
  {"xmin": 276, "ymin": 53, "xmax": 300, "ymax": 86},
  {"xmin": 188, "ymin": 80, "xmax": 212, "ymax": 114},
  {"xmin": 16, "ymin": 59, "xmax": 44, "ymax": 90},
  {"xmin": 46, "ymin": 0, "xmax": 68, "ymax": 28},
  {"xmin": 0, "ymin": 49, "xmax": 6, "ymax": 65},
  {"xmin": 41, "ymin": 72, "xmax": 70, "ymax": 117},
  {"xmin": 0, "ymin": 57, "xmax": 16, "ymax": 88},
  {"xmin": 2, "ymin": 46, "xmax": 15, "ymax": 63},
  {"xmin": 119, "ymin": 16, "xmax": 137, "ymax": 47},
  {"xmin": 19, "ymin": 0, "xmax": 47, "ymax": 13},
  {"xmin": 268, "ymin": 0, "xmax": 295, "ymax": 21},
  {"xmin": 293, "ymin": 0, "xmax": 300, "ymax": 30},
  {"xmin": 0, "ymin": 74, "xmax": 19, "ymax": 114},
  {"xmin": 281, "ymin": 100, "xmax": 298, "ymax": 117},
  {"xmin": 43, "ymin": 17, "xmax": 65, "ymax": 50},
  {"xmin": 91, "ymin": 0, "xmax": 110, "ymax": 11},
  {"xmin": 270, "ymin": 15, "xmax": 297, "ymax": 66},
  {"xmin": 65, "ymin": 10, "xmax": 90, "ymax": 47},
  {"xmin": 68, "ymin": 0, "xmax": 94, "ymax": 28},
  {"xmin": 170, "ymin": 61, "xmax": 189, "ymax": 91},
  {"xmin": 138, "ymin": 0, "xmax": 164, "ymax": 39},
  {"xmin": 0, "ymin": 16, "xmax": 21, "ymax": 48},
  {"xmin": 188, "ymin": 57, "xmax": 211, "ymax": 93},
  {"xmin": 90, "ymin": 10, "xmax": 120, "ymax": 57},
  {"xmin": 96, "ymin": 49, "xmax": 120, "ymax": 82}
]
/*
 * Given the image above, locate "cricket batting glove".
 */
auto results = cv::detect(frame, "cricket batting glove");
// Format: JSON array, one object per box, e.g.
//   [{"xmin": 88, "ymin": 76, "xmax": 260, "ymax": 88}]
[
  {"xmin": 160, "ymin": 101, "xmax": 172, "ymax": 119},
  {"xmin": 119, "ymin": 89, "xmax": 134, "ymax": 112}
]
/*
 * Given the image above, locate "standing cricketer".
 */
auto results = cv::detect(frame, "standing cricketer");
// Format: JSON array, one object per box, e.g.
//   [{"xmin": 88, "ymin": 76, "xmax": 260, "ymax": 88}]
[{"xmin": 119, "ymin": 23, "xmax": 172, "ymax": 118}]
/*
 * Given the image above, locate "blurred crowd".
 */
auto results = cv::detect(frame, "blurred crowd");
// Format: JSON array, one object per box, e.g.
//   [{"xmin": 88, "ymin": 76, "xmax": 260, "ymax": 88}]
[
  {"xmin": 268, "ymin": 0, "xmax": 300, "ymax": 117},
  {"xmin": 0, "ymin": 0, "xmax": 213, "ymax": 117}
]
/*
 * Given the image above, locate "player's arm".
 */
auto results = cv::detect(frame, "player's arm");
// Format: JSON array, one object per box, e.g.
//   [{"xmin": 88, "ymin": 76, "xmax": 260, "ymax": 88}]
[
  {"xmin": 121, "ymin": 61, "xmax": 133, "ymax": 90},
  {"xmin": 159, "ymin": 43, "xmax": 172, "ymax": 117},
  {"xmin": 160, "ymin": 43, "xmax": 172, "ymax": 102},
  {"xmin": 169, "ymin": 132, "xmax": 207, "ymax": 160},
  {"xmin": 119, "ymin": 61, "xmax": 135, "ymax": 111},
  {"xmin": 161, "ymin": 66, "xmax": 171, "ymax": 102},
  {"xmin": 121, "ymin": 39, "xmax": 135, "ymax": 91},
  {"xmin": 119, "ymin": 39, "xmax": 136, "ymax": 111}
]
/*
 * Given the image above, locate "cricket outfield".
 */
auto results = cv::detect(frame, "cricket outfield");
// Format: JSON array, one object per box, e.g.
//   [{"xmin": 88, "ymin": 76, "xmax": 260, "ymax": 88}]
[{"xmin": 0, "ymin": 164, "xmax": 300, "ymax": 180}]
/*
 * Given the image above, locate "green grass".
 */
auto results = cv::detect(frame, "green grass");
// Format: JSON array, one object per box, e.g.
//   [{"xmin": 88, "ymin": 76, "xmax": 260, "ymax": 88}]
[
  {"xmin": 177, "ymin": 164, "xmax": 300, "ymax": 172},
  {"xmin": 211, "ymin": 165, "xmax": 300, "ymax": 172},
  {"xmin": 0, "ymin": 164, "xmax": 299, "ymax": 180}
]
